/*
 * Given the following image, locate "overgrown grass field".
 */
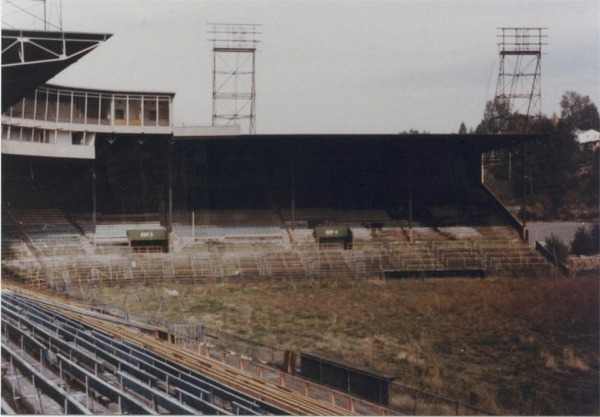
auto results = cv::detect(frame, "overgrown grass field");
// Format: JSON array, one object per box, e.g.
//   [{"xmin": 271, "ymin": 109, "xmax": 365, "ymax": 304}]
[{"xmin": 97, "ymin": 276, "xmax": 599, "ymax": 415}]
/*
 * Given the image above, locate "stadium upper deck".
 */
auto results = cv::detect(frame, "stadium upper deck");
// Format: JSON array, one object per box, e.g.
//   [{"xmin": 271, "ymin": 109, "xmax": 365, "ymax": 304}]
[{"xmin": 1, "ymin": 29, "xmax": 238, "ymax": 159}]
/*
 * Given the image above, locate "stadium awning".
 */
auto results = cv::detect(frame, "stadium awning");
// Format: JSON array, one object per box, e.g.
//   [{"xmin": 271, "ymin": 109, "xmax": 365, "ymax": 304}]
[{"xmin": 1, "ymin": 29, "xmax": 112, "ymax": 111}]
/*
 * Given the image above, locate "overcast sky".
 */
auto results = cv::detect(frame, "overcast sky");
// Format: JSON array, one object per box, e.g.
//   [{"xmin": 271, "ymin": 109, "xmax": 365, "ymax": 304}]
[{"xmin": 3, "ymin": 0, "xmax": 599, "ymax": 134}]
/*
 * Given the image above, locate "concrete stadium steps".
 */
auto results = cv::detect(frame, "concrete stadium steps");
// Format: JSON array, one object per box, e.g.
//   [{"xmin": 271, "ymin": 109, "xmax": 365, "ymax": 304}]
[
  {"xmin": 180, "ymin": 241, "xmax": 285, "ymax": 253},
  {"xmin": 300, "ymin": 251, "xmax": 353, "ymax": 279},
  {"xmin": 176, "ymin": 209, "xmax": 282, "ymax": 227},
  {"xmin": 436, "ymin": 226, "xmax": 483, "ymax": 240},
  {"xmin": 2, "ymin": 206, "xmax": 86, "ymax": 257},
  {"xmin": 429, "ymin": 238, "xmax": 553, "ymax": 276},
  {"xmin": 2, "ymin": 261, "xmax": 47, "ymax": 288},
  {"xmin": 70, "ymin": 213, "xmax": 162, "ymax": 236},
  {"xmin": 287, "ymin": 226, "xmax": 408, "ymax": 248},
  {"xmin": 1, "ymin": 208, "xmax": 30, "ymax": 259},
  {"xmin": 1, "ymin": 239, "xmax": 30, "ymax": 260},
  {"xmin": 2, "ymin": 224, "xmax": 556, "ymax": 289},
  {"xmin": 280, "ymin": 209, "xmax": 391, "ymax": 227},
  {"xmin": 475, "ymin": 226, "xmax": 521, "ymax": 240},
  {"xmin": 435, "ymin": 248, "xmax": 484, "ymax": 269},
  {"xmin": 2, "ymin": 206, "xmax": 20, "ymax": 232},
  {"xmin": 388, "ymin": 245, "xmax": 444, "ymax": 270},
  {"xmin": 424, "ymin": 204, "xmax": 508, "ymax": 227},
  {"xmin": 257, "ymin": 252, "xmax": 307, "ymax": 280},
  {"xmin": 479, "ymin": 244, "xmax": 554, "ymax": 276},
  {"xmin": 92, "ymin": 245, "xmax": 133, "ymax": 255},
  {"xmin": 349, "ymin": 227, "xmax": 373, "ymax": 241},
  {"xmin": 92, "ymin": 222, "xmax": 162, "ymax": 245},
  {"xmin": 68, "ymin": 213, "xmax": 95, "ymax": 235},
  {"xmin": 191, "ymin": 226, "xmax": 284, "ymax": 242},
  {"xmin": 291, "ymin": 229, "xmax": 318, "ymax": 246},
  {"xmin": 351, "ymin": 227, "xmax": 408, "ymax": 243},
  {"xmin": 412, "ymin": 227, "xmax": 450, "ymax": 241},
  {"xmin": 2, "ymin": 243, "xmax": 555, "ymax": 291}
]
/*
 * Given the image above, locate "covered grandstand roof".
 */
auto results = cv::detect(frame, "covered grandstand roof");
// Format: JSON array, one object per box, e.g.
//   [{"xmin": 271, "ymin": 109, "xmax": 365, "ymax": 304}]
[
  {"xmin": 42, "ymin": 83, "xmax": 176, "ymax": 97},
  {"xmin": 172, "ymin": 132, "xmax": 545, "ymax": 153},
  {"xmin": 1, "ymin": 29, "xmax": 112, "ymax": 111}
]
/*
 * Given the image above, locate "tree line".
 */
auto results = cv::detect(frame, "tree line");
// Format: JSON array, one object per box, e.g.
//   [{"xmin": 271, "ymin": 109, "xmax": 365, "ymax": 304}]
[{"xmin": 463, "ymin": 91, "xmax": 599, "ymax": 220}]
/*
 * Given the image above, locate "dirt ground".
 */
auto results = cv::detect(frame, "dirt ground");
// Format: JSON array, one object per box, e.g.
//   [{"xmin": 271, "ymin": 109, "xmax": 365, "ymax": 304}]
[{"xmin": 96, "ymin": 275, "xmax": 599, "ymax": 415}]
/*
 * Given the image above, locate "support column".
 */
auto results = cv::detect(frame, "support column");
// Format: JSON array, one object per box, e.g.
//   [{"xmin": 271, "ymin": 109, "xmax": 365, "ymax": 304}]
[
  {"xmin": 407, "ymin": 157, "xmax": 414, "ymax": 243},
  {"xmin": 167, "ymin": 137, "xmax": 173, "ymax": 235},
  {"xmin": 521, "ymin": 141, "xmax": 527, "ymax": 240},
  {"xmin": 70, "ymin": 90, "xmax": 74, "ymax": 123},
  {"xmin": 33, "ymin": 89, "xmax": 38, "ymax": 120},
  {"xmin": 92, "ymin": 160, "xmax": 97, "ymax": 245},
  {"xmin": 291, "ymin": 159, "xmax": 296, "ymax": 231},
  {"xmin": 55, "ymin": 90, "xmax": 59, "ymax": 123}
]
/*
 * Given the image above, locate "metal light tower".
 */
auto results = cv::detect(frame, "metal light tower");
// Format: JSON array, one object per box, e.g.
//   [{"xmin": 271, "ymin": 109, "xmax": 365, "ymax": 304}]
[
  {"xmin": 44, "ymin": 0, "xmax": 63, "ymax": 31},
  {"xmin": 492, "ymin": 27, "xmax": 547, "ymax": 133},
  {"xmin": 208, "ymin": 23, "xmax": 261, "ymax": 134}
]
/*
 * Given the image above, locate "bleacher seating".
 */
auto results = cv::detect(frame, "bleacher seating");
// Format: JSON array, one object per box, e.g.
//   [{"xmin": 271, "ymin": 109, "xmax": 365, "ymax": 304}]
[
  {"xmin": 2, "ymin": 205, "xmax": 86, "ymax": 258},
  {"xmin": 69, "ymin": 213, "xmax": 95, "ymax": 235},
  {"xmin": 2, "ymin": 203, "xmax": 557, "ymax": 289},
  {"xmin": 171, "ymin": 210, "xmax": 286, "ymax": 249},
  {"xmin": 3, "ymin": 231, "xmax": 556, "ymax": 290}
]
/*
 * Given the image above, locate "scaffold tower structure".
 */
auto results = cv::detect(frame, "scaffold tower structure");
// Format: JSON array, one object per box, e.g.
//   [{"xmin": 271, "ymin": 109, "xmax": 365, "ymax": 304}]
[
  {"xmin": 492, "ymin": 27, "xmax": 547, "ymax": 133},
  {"xmin": 208, "ymin": 23, "xmax": 261, "ymax": 134}
]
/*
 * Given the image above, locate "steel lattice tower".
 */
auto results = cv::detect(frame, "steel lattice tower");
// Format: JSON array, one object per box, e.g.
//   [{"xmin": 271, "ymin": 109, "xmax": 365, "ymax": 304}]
[
  {"xmin": 492, "ymin": 27, "xmax": 547, "ymax": 133},
  {"xmin": 208, "ymin": 24, "xmax": 261, "ymax": 134}
]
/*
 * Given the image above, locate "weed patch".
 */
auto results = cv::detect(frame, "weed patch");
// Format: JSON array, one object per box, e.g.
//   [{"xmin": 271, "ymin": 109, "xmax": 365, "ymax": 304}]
[{"xmin": 96, "ymin": 276, "xmax": 599, "ymax": 415}]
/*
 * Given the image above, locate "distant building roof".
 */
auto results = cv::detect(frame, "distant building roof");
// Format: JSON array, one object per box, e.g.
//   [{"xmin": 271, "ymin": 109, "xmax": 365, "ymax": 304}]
[{"xmin": 575, "ymin": 129, "xmax": 600, "ymax": 144}]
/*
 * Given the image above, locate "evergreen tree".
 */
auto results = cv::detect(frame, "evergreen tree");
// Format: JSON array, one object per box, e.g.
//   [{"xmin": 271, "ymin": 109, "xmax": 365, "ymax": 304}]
[{"xmin": 571, "ymin": 225, "xmax": 600, "ymax": 255}]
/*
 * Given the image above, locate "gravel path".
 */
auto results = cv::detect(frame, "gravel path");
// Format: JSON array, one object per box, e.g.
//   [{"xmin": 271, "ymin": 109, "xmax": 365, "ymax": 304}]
[{"xmin": 527, "ymin": 221, "xmax": 594, "ymax": 247}]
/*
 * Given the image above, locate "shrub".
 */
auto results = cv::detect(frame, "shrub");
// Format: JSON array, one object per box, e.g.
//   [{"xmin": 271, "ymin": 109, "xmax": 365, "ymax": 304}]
[
  {"xmin": 571, "ymin": 225, "xmax": 600, "ymax": 256},
  {"xmin": 527, "ymin": 195, "xmax": 552, "ymax": 220},
  {"xmin": 545, "ymin": 234, "xmax": 569, "ymax": 264}
]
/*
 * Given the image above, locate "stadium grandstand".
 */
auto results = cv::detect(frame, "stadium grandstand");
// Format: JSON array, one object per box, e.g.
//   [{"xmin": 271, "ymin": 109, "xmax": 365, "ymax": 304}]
[
  {"xmin": 1, "ymin": 24, "xmax": 560, "ymax": 415},
  {"xmin": 1, "ymin": 28, "xmax": 555, "ymax": 289}
]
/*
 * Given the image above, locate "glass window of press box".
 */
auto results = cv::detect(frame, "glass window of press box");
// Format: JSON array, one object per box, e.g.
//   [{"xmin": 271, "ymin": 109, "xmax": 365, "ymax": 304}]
[{"xmin": 4, "ymin": 86, "xmax": 172, "ymax": 127}]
